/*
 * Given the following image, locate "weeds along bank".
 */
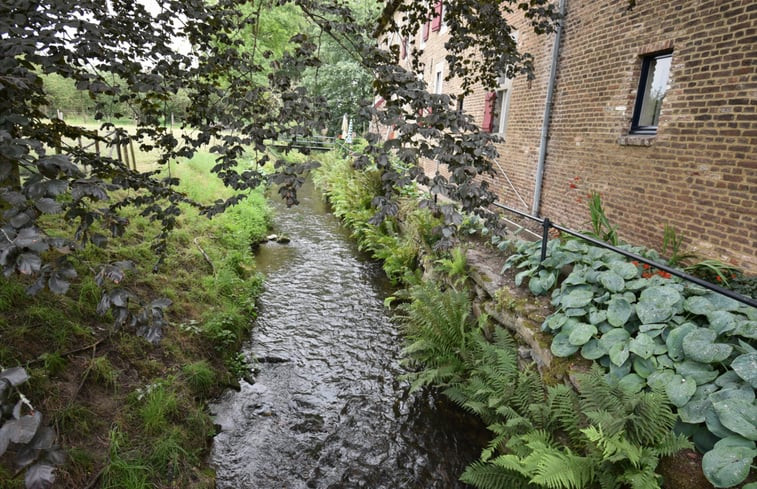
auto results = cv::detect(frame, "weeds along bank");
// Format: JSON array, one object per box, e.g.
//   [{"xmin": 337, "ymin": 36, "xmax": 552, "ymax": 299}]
[
  {"xmin": 0, "ymin": 153, "xmax": 271, "ymax": 488},
  {"xmin": 310, "ymin": 149, "xmax": 756, "ymax": 489}
]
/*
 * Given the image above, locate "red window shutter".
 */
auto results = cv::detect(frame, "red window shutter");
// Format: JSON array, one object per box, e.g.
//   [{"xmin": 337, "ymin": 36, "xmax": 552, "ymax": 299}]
[
  {"xmin": 422, "ymin": 20, "xmax": 430, "ymax": 41},
  {"xmin": 482, "ymin": 92, "xmax": 495, "ymax": 132},
  {"xmin": 431, "ymin": 1, "xmax": 443, "ymax": 31}
]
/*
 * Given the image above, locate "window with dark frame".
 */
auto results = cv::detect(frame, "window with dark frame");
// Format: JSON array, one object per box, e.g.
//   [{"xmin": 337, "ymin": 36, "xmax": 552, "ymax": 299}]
[{"xmin": 631, "ymin": 51, "xmax": 672, "ymax": 135}]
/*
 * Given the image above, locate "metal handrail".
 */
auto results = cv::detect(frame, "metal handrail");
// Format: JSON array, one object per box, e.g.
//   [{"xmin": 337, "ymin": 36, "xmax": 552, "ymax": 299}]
[{"xmin": 492, "ymin": 201, "xmax": 757, "ymax": 308}]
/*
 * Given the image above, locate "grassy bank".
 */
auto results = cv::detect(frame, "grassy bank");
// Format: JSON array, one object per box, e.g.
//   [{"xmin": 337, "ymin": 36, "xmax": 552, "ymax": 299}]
[{"xmin": 0, "ymin": 153, "xmax": 270, "ymax": 488}]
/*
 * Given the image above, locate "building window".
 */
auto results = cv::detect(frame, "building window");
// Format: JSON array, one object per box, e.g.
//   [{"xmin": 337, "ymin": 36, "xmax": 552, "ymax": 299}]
[
  {"xmin": 482, "ymin": 76, "xmax": 513, "ymax": 135},
  {"xmin": 631, "ymin": 51, "xmax": 672, "ymax": 134},
  {"xmin": 434, "ymin": 62, "xmax": 444, "ymax": 94}
]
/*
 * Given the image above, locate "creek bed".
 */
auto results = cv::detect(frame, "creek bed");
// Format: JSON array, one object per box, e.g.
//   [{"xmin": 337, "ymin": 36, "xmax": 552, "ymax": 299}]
[{"xmin": 210, "ymin": 181, "xmax": 484, "ymax": 489}]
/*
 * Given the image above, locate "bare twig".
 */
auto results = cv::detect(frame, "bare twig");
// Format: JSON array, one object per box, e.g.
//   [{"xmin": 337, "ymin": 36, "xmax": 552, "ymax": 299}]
[{"xmin": 194, "ymin": 237, "xmax": 215, "ymax": 275}]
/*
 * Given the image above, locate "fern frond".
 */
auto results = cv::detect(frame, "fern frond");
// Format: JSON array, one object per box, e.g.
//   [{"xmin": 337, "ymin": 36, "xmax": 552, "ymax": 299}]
[
  {"xmin": 546, "ymin": 384, "xmax": 584, "ymax": 443},
  {"xmin": 617, "ymin": 465, "xmax": 663, "ymax": 489},
  {"xmin": 460, "ymin": 460, "xmax": 532, "ymax": 489},
  {"xmin": 529, "ymin": 449, "xmax": 595, "ymax": 489},
  {"xmin": 627, "ymin": 390, "xmax": 677, "ymax": 446},
  {"xmin": 652, "ymin": 431, "xmax": 693, "ymax": 457},
  {"xmin": 582, "ymin": 425, "xmax": 643, "ymax": 467}
]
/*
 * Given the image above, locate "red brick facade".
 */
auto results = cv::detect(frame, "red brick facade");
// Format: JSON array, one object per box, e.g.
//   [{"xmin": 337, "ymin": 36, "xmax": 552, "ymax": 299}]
[{"xmin": 385, "ymin": 0, "xmax": 757, "ymax": 272}]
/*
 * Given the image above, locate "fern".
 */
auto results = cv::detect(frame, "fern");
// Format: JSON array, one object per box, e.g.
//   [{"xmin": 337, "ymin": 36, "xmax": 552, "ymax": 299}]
[
  {"xmin": 546, "ymin": 384, "xmax": 584, "ymax": 443},
  {"xmin": 460, "ymin": 460, "xmax": 532, "ymax": 489}
]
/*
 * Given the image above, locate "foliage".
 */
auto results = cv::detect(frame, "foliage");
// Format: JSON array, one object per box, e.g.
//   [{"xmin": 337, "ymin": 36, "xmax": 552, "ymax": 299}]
[
  {"xmin": 0, "ymin": 150, "xmax": 270, "ymax": 487},
  {"xmin": 454, "ymin": 345, "xmax": 691, "ymax": 489},
  {"xmin": 435, "ymin": 246, "xmax": 469, "ymax": 285},
  {"xmin": 312, "ymin": 149, "xmax": 437, "ymax": 284},
  {"xmin": 501, "ymin": 237, "xmax": 757, "ymax": 487},
  {"xmin": 0, "ymin": 367, "xmax": 65, "ymax": 489},
  {"xmin": 587, "ymin": 191, "xmax": 619, "ymax": 246},
  {"xmin": 395, "ymin": 281, "xmax": 691, "ymax": 489},
  {"xmin": 2, "ymin": 0, "xmax": 562, "ymax": 485},
  {"xmin": 396, "ymin": 281, "xmax": 482, "ymax": 391},
  {"xmin": 661, "ymin": 225, "xmax": 697, "ymax": 267}
]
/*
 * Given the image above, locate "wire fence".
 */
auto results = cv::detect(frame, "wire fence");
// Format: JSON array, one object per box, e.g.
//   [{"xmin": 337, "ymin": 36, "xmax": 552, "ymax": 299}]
[{"xmin": 492, "ymin": 202, "xmax": 757, "ymax": 309}]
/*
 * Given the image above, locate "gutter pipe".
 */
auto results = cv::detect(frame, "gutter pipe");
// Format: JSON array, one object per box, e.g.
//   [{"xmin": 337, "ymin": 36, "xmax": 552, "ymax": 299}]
[{"xmin": 531, "ymin": 0, "xmax": 567, "ymax": 216}]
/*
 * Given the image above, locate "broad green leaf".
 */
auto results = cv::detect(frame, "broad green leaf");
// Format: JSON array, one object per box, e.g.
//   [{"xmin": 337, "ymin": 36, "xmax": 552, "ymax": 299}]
[
  {"xmin": 529, "ymin": 270, "xmax": 556, "ymax": 295},
  {"xmin": 608, "ymin": 359, "xmax": 632, "ymax": 381},
  {"xmin": 629, "ymin": 333, "xmax": 656, "ymax": 359},
  {"xmin": 666, "ymin": 375, "xmax": 697, "ymax": 407},
  {"xmin": 561, "ymin": 287, "xmax": 594, "ymax": 308},
  {"xmin": 706, "ymin": 407, "xmax": 739, "ymax": 439},
  {"xmin": 713, "ymin": 399, "xmax": 757, "ymax": 440},
  {"xmin": 639, "ymin": 323, "xmax": 666, "ymax": 335},
  {"xmin": 598, "ymin": 328, "xmax": 631, "ymax": 351},
  {"xmin": 704, "ymin": 292, "xmax": 742, "ymax": 312},
  {"xmin": 734, "ymin": 320, "xmax": 757, "ymax": 339},
  {"xmin": 682, "ymin": 328, "xmax": 733, "ymax": 364},
  {"xmin": 632, "ymin": 356, "xmax": 657, "ymax": 378},
  {"xmin": 588, "ymin": 309, "xmax": 607, "ymax": 325},
  {"xmin": 732, "ymin": 353, "xmax": 757, "ymax": 388},
  {"xmin": 551, "ymin": 332, "xmax": 580, "ymax": 357},
  {"xmin": 676, "ymin": 360, "xmax": 719, "ymax": 385},
  {"xmin": 715, "ymin": 371, "xmax": 743, "ymax": 388},
  {"xmin": 656, "ymin": 355, "xmax": 674, "ymax": 369},
  {"xmin": 515, "ymin": 267, "xmax": 536, "ymax": 286},
  {"xmin": 709, "ymin": 386, "xmax": 755, "ymax": 405},
  {"xmin": 706, "ymin": 311, "xmax": 737, "ymax": 335},
  {"xmin": 581, "ymin": 339, "xmax": 607, "ymax": 360},
  {"xmin": 569, "ymin": 323, "xmax": 597, "ymax": 346},
  {"xmin": 599, "ymin": 270, "xmax": 625, "ymax": 292},
  {"xmin": 543, "ymin": 313, "xmax": 568, "ymax": 331},
  {"xmin": 636, "ymin": 285, "xmax": 681, "ymax": 324},
  {"xmin": 618, "ymin": 373, "xmax": 645, "ymax": 394},
  {"xmin": 624, "ymin": 278, "xmax": 648, "ymax": 291},
  {"xmin": 607, "ymin": 297, "xmax": 632, "ymax": 327},
  {"xmin": 647, "ymin": 369, "xmax": 674, "ymax": 390},
  {"xmin": 610, "ymin": 261, "xmax": 639, "ymax": 280},
  {"xmin": 609, "ymin": 341, "xmax": 630, "ymax": 367},
  {"xmin": 666, "ymin": 323, "xmax": 697, "ymax": 362},
  {"xmin": 684, "ymin": 296, "xmax": 715, "ymax": 315},
  {"xmin": 680, "ymin": 395, "xmax": 712, "ymax": 424},
  {"xmin": 702, "ymin": 436, "xmax": 756, "ymax": 488},
  {"xmin": 565, "ymin": 308, "xmax": 587, "ymax": 317}
]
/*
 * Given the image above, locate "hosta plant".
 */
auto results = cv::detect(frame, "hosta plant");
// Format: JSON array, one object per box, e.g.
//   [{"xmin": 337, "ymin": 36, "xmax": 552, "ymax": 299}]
[{"xmin": 502, "ymin": 237, "xmax": 757, "ymax": 488}]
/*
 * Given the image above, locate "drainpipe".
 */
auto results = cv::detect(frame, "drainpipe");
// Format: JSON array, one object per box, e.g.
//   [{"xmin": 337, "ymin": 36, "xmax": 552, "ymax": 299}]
[{"xmin": 531, "ymin": 0, "xmax": 567, "ymax": 216}]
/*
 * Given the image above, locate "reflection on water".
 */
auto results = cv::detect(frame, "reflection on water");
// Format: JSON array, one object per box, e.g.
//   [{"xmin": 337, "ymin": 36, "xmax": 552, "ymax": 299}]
[{"xmin": 210, "ymin": 181, "xmax": 483, "ymax": 489}]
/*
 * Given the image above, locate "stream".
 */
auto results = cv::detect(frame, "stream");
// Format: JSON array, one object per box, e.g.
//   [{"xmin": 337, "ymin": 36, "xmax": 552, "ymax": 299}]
[{"xmin": 209, "ymin": 180, "xmax": 484, "ymax": 489}]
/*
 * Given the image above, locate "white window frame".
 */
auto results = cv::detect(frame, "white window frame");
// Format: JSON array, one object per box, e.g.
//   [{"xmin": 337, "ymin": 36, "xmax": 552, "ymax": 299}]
[
  {"xmin": 490, "ymin": 75, "xmax": 513, "ymax": 136},
  {"xmin": 433, "ymin": 61, "xmax": 445, "ymax": 94}
]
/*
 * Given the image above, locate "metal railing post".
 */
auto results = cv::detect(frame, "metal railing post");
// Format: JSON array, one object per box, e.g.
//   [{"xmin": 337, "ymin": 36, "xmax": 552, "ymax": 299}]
[{"xmin": 540, "ymin": 217, "xmax": 552, "ymax": 262}]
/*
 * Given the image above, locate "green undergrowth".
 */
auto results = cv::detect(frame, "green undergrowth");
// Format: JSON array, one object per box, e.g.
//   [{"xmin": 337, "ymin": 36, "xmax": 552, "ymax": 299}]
[
  {"xmin": 0, "ymin": 151, "xmax": 270, "ymax": 488},
  {"xmin": 310, "ymin": 149, "xmax": 443, "ymax": 285},
  {"xmin": 398, "ymin": 281, "xmax": 692, "ymax": 489},
  {"xmin": 501, "ymin": 236, "xmax": 757, "ymax": 488}
]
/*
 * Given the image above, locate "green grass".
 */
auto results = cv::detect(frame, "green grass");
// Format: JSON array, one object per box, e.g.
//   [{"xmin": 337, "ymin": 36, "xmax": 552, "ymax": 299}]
[
  {"xmin": 182, "ymin": 361, "xmax": 216, "ymax": 397},
  {"xmin": 1, "ymin": 144, "xmax": 272, "ymax": 487},
  {"xmin": 136, "ymin": 383, "xmax": 179, "ymax": 436}
]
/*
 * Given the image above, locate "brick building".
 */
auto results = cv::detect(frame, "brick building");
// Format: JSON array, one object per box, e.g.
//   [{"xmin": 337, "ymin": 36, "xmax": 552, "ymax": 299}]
[{"xmin": 381, "ymin": 1, "xmax": 757, "ymax": 272}]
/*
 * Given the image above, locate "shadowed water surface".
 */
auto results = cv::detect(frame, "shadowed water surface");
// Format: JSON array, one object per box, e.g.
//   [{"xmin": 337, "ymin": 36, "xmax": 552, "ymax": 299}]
[{"xmin": 210, "ymin": 181, "xmax": 483, "ymax": 488}]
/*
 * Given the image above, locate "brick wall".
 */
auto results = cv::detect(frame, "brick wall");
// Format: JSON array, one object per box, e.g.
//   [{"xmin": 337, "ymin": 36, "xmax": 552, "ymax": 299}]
[
  {"xmin": 544, "ymin": 0, "xmax": 757, "ymax": 272},
  {"xmin": 401, "ymin": 0, "xmax": 757, "ymax": 273}
]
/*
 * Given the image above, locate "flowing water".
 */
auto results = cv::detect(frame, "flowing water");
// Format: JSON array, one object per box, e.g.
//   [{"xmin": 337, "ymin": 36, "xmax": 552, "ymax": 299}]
[{"xmin": 210, "ymin": 181, "xmax": 484, "ymax": 489}]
